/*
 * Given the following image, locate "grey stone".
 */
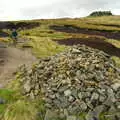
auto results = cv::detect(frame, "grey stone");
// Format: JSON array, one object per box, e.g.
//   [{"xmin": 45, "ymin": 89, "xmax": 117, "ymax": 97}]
[
  {"xmin": 115, "ymin": 102, "xmax": 120, "ymax": 109},
  {"xmin": 92, "ymin": 105, "xmax": 105, "ymax": 119},
  {"xmin": 67, "ymin": 115, "xmax": 77, "ymax": 120},
  {"xmin": 91, "ymin": 93, "xmax": 99, "ymax": 101},
  {"xmin": 86, "ymin": 101, "xmax": 94, "ymax": 109},
  {"xmin": 85, "ymin": 110, "xmax": 95, "ymax": 120},
  {"xmin": 104, "ymin": 114, "xmax": 117, "ymax": 120},
  {"xmin": 108, "ymin": 105, "xmax": 117, "ymax": 113},
  {"xmin": 29, "ymin": 91, "xmax": 35, "ymax": 99},
  {"xmin": 44, "ymin": 110, "xmax": 58, "ymax": 120},
  {"xmin": 72, "ymin": 48, "xmax": 81, "ymax": 54},
  {"xmin": 16, "ymin": 45, "xmax": 120, "ymax": 117},
  {"xmin": 0, "ymin": 98, "xmax": 6, "ymax": 104},
  {"xmin": 111, "ymin": 83, "xmax": 120, "ymax": 91},
  {"xmin": 99, "ymin": 95, "xmax": 106, "ymax": 102},
  {"xmin": 80, "ymin": 101, "xmax": 87, "ymax": 111},
  {"xmin": 23, "ymin": 81, "xmax": 31, "ymax": 93},
  {"xmin": 64, "ymin": 90, "xmax": 72, "ymax": 97},
  {"xmin": 116, "ymin": 91, "xmax": 120, "ymax": 99},
  {"xmin": 78, "ymin": 92, "xmax": 82, "ymax": 99},
  {"xmin": 68, "ymin": 96, "xmax": 75, "ymax": 102},
  {"xmin": 103, "ymin": 88, "xmax": 116, "ymax": 106}
]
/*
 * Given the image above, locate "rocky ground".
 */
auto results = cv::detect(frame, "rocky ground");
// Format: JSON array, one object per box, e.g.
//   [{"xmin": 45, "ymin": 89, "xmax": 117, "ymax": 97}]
[
  {"xmin": 55, "ymin": 38, "xmax": 120, "ymax": 57},
  {"xmin": 17, "ymin": 45, "xmax": 120, "ymax": 120}
]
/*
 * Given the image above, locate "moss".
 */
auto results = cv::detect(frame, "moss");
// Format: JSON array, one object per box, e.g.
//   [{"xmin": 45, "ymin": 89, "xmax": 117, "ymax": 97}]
[{"xmin": 78, "ymin": 112, "xmax": 87, "ymax": 120}]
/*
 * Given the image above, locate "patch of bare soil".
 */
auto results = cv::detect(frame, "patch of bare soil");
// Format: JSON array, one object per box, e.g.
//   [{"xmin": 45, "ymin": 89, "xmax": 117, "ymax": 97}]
[
  {"xmin": 0, "ymin": 22, "xmax": 40, "ymax": 30},
  {"xmin": 87, "ymin": 23, "xmax": 120, "ymax": 28},
  {"xmin": 50, "ymin": 25, "xmax": 120, "ymax": 40},
  {"xmin": 0, "ymin": 42, "xmax": 36, "ymax": 88},
  {"xmin": 55, "ymin": 38, "xmax": 120, "ymax": 57},
  {"xmin": 0, "ymin": 30, "xmax": 9, "ymax": 37}
]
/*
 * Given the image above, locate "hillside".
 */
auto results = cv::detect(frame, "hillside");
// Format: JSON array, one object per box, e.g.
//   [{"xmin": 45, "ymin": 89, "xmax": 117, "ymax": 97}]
[{"xmin": 0, "ymin": 15, "xmax": 120, "ymax": 120}]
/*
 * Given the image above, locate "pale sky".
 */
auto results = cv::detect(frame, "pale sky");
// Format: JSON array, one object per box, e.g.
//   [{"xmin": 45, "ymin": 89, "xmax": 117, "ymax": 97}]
[{"xmin": 0, "ymin": 0, "xmax": 120, "ymax": 21}]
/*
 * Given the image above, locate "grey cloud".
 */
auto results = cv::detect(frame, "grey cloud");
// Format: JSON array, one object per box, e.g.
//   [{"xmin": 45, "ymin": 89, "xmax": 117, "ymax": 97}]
[{"xmin": 20, "ymin": 0, "xmax": 120, "ymax": 19}]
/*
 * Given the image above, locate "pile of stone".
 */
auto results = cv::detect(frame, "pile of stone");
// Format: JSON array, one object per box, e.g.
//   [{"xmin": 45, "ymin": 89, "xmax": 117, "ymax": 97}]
[{"xmin": 18, "ymin": 45, "xmax": 120, "ymax": 120}]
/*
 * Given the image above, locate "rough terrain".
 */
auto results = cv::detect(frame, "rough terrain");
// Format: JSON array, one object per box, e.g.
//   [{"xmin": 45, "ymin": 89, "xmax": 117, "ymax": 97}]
[
  {"xmin": 50, "ymin": 25, "xmax": 120, "ymax": 40},
  {"xmin": 18, "ymin": 45, "xmax": 120, "ymax": 120},
  {"xmin": 55, "ymin": 38, "xmax": 120, "ymax": 57}
]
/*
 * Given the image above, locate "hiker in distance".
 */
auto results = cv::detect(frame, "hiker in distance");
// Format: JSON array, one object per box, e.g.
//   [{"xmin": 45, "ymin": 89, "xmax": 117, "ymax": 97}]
[{"xmin": 11, "ymin": 29, "xmax": 18, "ymax": 46}]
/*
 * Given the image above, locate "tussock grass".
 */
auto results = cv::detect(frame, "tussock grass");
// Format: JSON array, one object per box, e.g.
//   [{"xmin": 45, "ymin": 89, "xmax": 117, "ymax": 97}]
[
  {"xmin": 105, "ymin": 39, "xmax": 120, "ymax": 48},
  {"xmin": 111, "ymin": 56, "xmax": 120, "ymax": 68},
  {"xmin": 26, "ymin": 36, "xmax": 68, "ymax": 58},
  {"xmin": 0, "ymin": 89, "xmax": 22, "ymax": 118},
  {"xmin": 4, "ymin": 100, "xmax": 37, "ymax": 120}
]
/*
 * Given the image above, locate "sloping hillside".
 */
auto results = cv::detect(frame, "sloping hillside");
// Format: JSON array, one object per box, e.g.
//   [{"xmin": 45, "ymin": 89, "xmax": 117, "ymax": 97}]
[{"xmin": 0, "ymin": 15, "xmax": 120, "ymax": 120}]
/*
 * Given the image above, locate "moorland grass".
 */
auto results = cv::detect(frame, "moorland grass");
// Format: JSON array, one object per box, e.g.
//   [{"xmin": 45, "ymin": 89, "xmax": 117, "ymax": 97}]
[{"xmin": 0, "ymin": 15, "xmax": 120, "ymax": 120}]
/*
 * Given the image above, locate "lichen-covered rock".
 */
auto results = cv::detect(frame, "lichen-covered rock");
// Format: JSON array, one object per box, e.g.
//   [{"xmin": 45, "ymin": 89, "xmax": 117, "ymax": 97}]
[{"xmin": 17, "ymin": 45, "xmax": 120, "ymax": 119}]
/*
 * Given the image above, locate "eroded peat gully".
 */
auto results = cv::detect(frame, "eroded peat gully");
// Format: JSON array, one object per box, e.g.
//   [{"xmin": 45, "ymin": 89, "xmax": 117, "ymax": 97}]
[
  {"xmin": 55, "ymin": 38, "xmax": 120, "ymax": 57},
  {"xmin": 50, "ymin": 25, "xmax": 120, "ymax": 40}
]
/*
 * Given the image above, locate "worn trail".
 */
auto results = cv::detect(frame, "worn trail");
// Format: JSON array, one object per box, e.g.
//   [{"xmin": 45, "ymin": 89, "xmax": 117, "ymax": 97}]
[{"xmin": 0, "ymin": 42, "xmax": 36, "ymax": 88}]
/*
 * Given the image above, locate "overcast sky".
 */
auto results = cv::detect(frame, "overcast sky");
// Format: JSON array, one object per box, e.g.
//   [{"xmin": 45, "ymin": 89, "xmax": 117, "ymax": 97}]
[{"xmin": 0, "ymin": 0, "xmax": 120, "ymax": 21}]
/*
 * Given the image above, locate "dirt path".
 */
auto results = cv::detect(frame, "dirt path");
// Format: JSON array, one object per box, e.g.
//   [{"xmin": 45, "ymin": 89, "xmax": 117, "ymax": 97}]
[
  {"xmin": 50, "ymin": 25, "xmax": 120, "ymax": 40},
  {"xmin": 0, "ymin": 42, "xmax": 36, "ymax": 88}
]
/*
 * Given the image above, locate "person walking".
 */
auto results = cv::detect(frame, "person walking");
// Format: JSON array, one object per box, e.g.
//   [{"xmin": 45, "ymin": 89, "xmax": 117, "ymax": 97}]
[{"xmin": 11, "ymin": 29, "xmax": 18, "ymax": 46}]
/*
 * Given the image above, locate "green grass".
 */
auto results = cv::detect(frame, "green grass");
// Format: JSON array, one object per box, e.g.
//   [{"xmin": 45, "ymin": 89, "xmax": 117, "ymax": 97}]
[
  {"xmin": 0, "ymin": 89, "xmax": 17, "ymax": 102},
  {"xmin": 111, "ymin": 56, "xmax": 120, "ymax": 68},
  {"xmin": 25, "ymin": 36, "xmax": 68, "ymax": 58},
  {"xmin": 105, "ymin": 39, "xmax": 120, "ymax": 48},
  {"xmin": 0, "ymin": 89, "xmax": 22, "ymax": 118},
  {"xmin": 1, "ymin": 15, "xmax": 120, "ymax": 120},
  {"xmin": 4, "ymin": 100, "xmax": 37, "ymax": 120}
]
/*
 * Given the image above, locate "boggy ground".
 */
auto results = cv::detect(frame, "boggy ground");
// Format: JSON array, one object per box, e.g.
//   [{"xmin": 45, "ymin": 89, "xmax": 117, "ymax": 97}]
[
  {"xmin": 55, "ymin": 38, "xmax": 120, "ymax": 57},
  {"xmin": 50, "ymin": 25, "xmax": 120, "ymax": 40}
]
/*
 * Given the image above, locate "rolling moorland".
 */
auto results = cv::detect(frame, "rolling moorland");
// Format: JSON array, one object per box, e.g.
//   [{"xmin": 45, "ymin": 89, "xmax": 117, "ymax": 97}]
[{"xmin": 0, "ymin": 14, "xmax": 120, "ymax": 120}]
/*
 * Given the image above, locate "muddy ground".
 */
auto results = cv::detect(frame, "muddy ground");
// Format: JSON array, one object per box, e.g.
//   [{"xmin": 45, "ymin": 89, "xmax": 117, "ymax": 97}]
[
  {"xmin": 0, "ymin": 21, "xmax": 40, "ymax": 30},
  {"xmin": 55, "ymin": 38, "xmax": 120, "ymax": 57},
  {"xmin": 0, "ymin": 30, "xmax": 9, "ymax": 37},
  {"xmin": 50, "ymin": 25, "xmax": 120, "ymax": 40},
  {"xmin": 50, "ymin": 25, "xmax": 120, "ymax": 57}
]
